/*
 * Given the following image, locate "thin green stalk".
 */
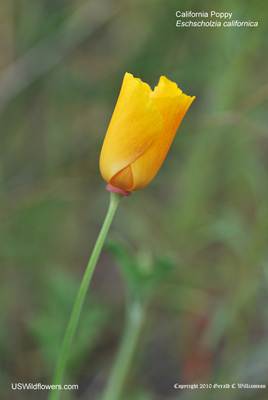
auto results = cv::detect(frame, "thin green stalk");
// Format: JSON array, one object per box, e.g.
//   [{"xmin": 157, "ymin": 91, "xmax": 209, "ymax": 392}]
[
  {"xmin": 48, "ymin": 191, "xmax": 123, "ymax": 400},
  {"xmin": 102, "ymin": 299, "xmax": 145, "ymax": 400}
]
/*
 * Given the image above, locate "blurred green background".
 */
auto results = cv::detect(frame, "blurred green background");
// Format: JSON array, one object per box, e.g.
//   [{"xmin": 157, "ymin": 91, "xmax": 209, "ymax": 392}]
[{"xmin": 1, "ymin": 0, "xmax": 268, "ymax": 399}]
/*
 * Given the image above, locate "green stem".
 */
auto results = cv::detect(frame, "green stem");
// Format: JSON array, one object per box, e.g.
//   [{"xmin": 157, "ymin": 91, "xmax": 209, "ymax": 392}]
[
  {"xmin": 102, "ymin": 299, "xmax": 145, "ymax": 400},
  {"xmin": 48, "ymin": 191, "xmax": 123, "ymax": 400}
]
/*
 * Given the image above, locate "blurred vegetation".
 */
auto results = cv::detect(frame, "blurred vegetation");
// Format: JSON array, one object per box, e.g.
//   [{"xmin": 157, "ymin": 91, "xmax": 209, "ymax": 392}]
[{"xmin": 0, "ymin": 0, "xmax": 268, "ymax": 399}]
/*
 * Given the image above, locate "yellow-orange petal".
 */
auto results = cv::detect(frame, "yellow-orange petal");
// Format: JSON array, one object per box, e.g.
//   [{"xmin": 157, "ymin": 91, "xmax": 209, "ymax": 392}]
[
  {"xmin": 110, "ymin": 165, "xmax": 133, "ymax": 191},
  {"xmin": 152, "ymin": 76, "xmax": 182, "ymax": 98},
  {"xmin": 130, "ymin": 77, "xmax": 195, "ymax": 190},
  {"xmin": 99, "ymin": 73, "xmax": 163, "ymax": 187}
]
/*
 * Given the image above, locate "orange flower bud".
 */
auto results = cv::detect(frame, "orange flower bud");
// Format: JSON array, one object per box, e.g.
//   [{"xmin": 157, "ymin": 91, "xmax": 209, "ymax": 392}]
[{"xmin": 100, "ymin": 73, "xmax": 195, "ymax": 192}]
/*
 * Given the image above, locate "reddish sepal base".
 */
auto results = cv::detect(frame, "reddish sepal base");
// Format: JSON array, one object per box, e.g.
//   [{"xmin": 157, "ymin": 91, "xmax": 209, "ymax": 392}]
[{"xmin": 105, "ymin": 184, "xmax": 131, "ymax": 197}]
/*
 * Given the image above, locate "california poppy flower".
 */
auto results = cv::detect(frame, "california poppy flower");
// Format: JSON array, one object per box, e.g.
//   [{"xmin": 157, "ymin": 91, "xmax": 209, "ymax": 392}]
[{"xmin": 100, "ymin": 73, "xmax": 194, "ymax": 192}]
